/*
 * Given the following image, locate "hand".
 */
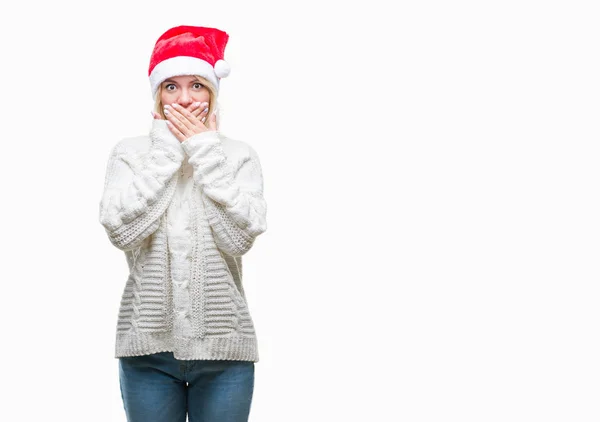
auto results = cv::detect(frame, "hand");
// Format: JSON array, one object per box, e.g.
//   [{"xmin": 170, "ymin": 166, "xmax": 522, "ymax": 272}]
[
  {"xmin": 162, "ymin": 102, "xmax": 218, "ymax": 143},
  {"xmin": 151, "ymin": 101, "xmax": 206, "ymax": 120}
]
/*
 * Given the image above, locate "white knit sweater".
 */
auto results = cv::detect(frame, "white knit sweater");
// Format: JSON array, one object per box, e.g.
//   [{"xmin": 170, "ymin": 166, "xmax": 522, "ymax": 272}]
[{"xmin": 99, "ymin": 118, "xmax": 267, "ymax": 361}]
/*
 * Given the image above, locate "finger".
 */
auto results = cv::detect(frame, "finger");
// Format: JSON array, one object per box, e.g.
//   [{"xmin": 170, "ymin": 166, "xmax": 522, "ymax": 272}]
[
  {"xmin": 191, "ymin": 102, "xmax": 209, "ymax": 118},
  {"xmin": 185, "ymin": 102, "xmax": 210, "ymax": 124},
  {"xmin": 169, "ymin": 104, "xmax": 198, "ymax": 130},
  {"xmin": 164, "ymin": 106, "xmax": 193, "ymax": 136},
  {"xmin": 165, "ymin": 111, "xmax": 191, "ymax": 138},
  {"xmin": 189, "ymin": 102, "xmax": 201, "ymax": 118},
  {"xmin": 173, "ymin": 103, "xmax": 209, "ymax": 132},
  {"xmin": 165, "ymin": 104, "xmax": 194, "ymax": 132},
  {"xmin": 198, "ymin": 106, "xmax": 210, "ymax": 124},
  {"xmin": 200, "ymin": 106, "xmax": 210, "ymax": 125},
  {"xmin": 151, "ymin": 111, "xmax": 161, "ymax": 119},
  {"xmin": 207, "ymin": 112, "xmax": 218, "ymax": 130}
]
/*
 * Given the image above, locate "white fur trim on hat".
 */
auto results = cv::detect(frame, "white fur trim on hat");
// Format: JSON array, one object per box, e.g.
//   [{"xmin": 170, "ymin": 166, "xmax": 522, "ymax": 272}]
[{"xmin": 149, "ymin": 56, "xmax": 220, "ymax": 98}]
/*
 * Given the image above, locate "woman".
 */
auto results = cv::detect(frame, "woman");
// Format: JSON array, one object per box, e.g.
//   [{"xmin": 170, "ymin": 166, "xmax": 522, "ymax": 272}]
[{"xmin": 98, "ymin": 25, "xmax": 267, "ymax": 422}]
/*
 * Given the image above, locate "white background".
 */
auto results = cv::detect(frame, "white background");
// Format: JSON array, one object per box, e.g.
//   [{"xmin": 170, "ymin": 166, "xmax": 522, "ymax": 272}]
[{"xmin": 0, "ymin": 0, "xmax": 598, "ymax": 421}]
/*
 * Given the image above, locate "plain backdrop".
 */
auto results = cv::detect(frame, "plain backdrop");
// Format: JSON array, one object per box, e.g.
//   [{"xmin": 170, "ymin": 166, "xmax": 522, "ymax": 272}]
[{"xmin": 0, "ymin": 0, "xmax": 599, "ymax": 421}]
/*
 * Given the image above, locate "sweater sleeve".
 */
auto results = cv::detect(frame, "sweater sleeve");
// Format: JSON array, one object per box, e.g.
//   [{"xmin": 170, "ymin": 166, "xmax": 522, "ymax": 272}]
[
  {"xmin": 181, "ymin": 131, "xmax": 267, "ymax": 257},
  {"xmin": 99, "ymin": 119, "xmax": 185, "ymax": 251}
]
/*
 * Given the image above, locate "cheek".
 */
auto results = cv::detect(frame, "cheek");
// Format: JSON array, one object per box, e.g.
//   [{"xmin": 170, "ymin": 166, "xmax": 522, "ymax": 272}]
[
  {"xmin": 193, "ymin": 91, "xmax": 210, "ymax": 103},
  {"xmin": 160, "ymin": 92, "xmax": 171, "ymax": 104}
]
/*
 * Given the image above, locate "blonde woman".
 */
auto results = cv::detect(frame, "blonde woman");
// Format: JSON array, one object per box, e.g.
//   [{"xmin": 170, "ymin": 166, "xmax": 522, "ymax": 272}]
[{"xmin": 99, "ymin": 25, "xmax": 267, "ymax": 422}]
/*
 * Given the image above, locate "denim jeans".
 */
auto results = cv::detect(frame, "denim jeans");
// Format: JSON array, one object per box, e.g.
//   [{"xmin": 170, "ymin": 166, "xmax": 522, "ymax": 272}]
[{"xmin": 118, "ymin": 351, "xmax": 255, "ymax": 422}]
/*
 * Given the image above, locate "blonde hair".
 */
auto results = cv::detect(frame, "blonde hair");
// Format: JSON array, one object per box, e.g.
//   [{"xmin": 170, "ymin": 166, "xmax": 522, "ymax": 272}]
[{"xmin": 154, "ymin": 75, "xmax": 220, "ymax": 129}]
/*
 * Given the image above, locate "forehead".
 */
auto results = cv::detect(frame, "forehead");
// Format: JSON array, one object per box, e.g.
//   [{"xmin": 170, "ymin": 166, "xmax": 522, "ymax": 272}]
[{"xmin": 163, "ymin": 75, "xmax": 198, "ymax": 84}]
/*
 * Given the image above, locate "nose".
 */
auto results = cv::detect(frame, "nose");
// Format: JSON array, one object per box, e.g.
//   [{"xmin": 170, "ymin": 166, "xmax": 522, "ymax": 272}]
[{"xmin": 177, "ymin": 89, "xmax": 193, "ymax": 107}]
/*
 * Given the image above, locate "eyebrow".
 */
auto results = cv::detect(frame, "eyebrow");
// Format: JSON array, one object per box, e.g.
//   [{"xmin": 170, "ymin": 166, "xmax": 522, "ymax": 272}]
[{"xmin": 162, "ymin": 79, "xmax": 200, "ymax": 84}]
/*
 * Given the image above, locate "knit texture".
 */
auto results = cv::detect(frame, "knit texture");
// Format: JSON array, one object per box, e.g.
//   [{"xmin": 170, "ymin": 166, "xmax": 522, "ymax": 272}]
[{"xmin": 99, "ymin": 119, "xmax": 267, "ymax": 361}]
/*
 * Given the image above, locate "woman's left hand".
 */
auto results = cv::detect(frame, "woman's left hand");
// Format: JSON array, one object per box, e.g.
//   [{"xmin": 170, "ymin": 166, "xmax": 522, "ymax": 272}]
[{"xmin": 164, "ymin": 103, "xmax": 218, "ymax": 142}]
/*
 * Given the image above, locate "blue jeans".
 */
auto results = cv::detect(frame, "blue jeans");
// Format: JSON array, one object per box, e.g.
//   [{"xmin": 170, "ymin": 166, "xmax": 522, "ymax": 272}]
[{"xmin": 118, "ymin": 351, "xmax": 255, "ymax": 422}]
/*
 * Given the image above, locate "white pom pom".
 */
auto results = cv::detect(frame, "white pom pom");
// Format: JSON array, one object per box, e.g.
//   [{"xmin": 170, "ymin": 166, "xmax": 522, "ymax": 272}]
[{"xmin": 214, "ymin": 60, "xmax": 231, "ymax": 78}]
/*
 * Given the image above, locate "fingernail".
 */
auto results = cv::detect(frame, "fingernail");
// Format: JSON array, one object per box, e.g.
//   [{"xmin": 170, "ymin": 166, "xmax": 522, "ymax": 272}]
[
  {"xmin": 192, "ymin": 102, "xmax": 201, "ymax": 108},
  {"xmin": 203, "ymin": 107, "xmax": 209, "ymax": 114},
  {"xmin": 171, "ymin": 103, "xmax": 178, "ymax": 108},
  {"xmin": 164, "ymin": 108, "xmax": 169, "ymax": 115},
  {"xmin": 202, "ymin": 102, "xmax": 209, "ymax": 107},
  {"xmin": 201, "ymin": 116, "xmax": 206, "ymax": 123}
]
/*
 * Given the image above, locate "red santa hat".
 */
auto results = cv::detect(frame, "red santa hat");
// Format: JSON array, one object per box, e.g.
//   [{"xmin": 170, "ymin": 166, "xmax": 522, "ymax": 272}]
[{"xmin": 148, "ymin": 25, "xmax": 231, "ymax": 99}]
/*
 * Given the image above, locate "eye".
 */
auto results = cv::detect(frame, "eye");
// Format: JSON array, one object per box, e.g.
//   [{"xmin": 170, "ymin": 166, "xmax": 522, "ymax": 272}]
[
  {"xmin": 192, "ymin": 82, "xmax": 204, "ymax": 89},
  {"xmin": 165, "ymin": 83, "xmax": 176, "ymax": 91}
]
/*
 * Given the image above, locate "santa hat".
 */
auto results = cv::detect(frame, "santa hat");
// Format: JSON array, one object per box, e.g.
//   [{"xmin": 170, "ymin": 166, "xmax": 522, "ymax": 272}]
[{"xmin": 148, "ymin": 25, "xmax": 231, "ymax": 99}]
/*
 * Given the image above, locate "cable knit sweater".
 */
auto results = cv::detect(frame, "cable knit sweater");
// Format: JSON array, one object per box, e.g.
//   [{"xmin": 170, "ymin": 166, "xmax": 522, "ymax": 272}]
[{"xmin": 99, "ymin": 118, "xmax": 267, "ymax": 361}]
